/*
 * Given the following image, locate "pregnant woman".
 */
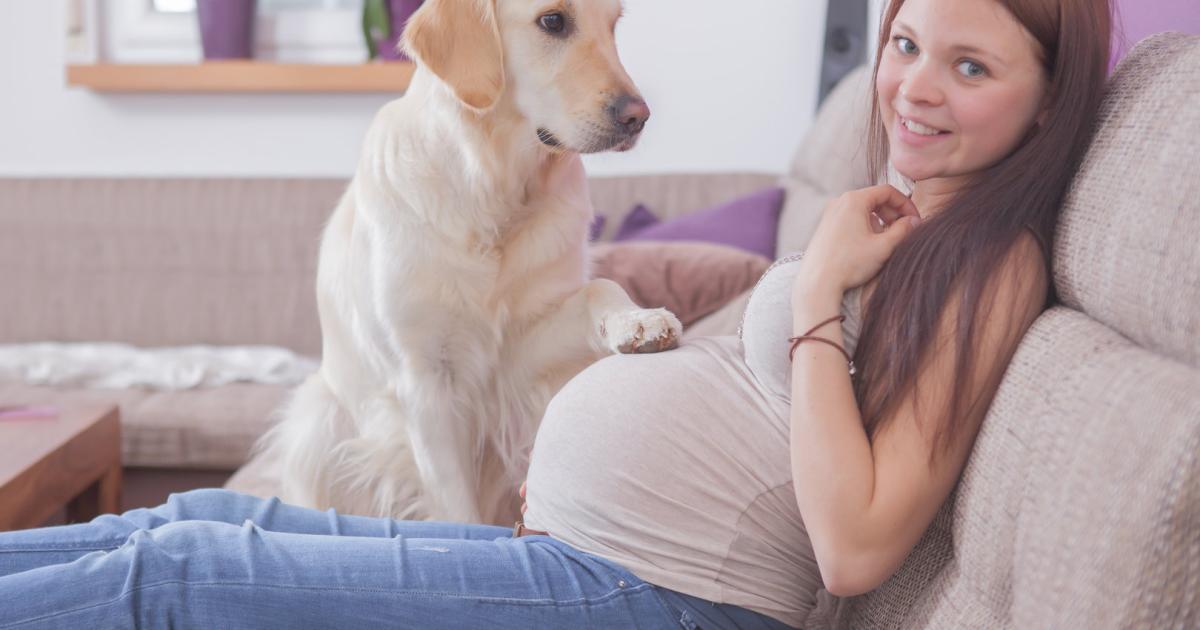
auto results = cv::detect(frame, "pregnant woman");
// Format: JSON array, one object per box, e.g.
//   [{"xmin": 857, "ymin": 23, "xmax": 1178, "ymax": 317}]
[{"xmin": 0, "ymin": 0, "xmax": 1111, "ymax": 627}]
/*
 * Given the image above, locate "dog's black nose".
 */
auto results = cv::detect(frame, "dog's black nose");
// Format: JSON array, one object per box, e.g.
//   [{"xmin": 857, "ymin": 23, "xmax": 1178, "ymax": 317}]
[{"xmin": 610, "ymin": 95, "xmax": 650, "ymax": 135}]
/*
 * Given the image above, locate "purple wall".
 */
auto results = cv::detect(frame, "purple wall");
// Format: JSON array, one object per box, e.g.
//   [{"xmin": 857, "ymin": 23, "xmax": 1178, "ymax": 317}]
[{"xmin": 1111, "ymin": 0, "xmax": 1200, "ymax": 69}]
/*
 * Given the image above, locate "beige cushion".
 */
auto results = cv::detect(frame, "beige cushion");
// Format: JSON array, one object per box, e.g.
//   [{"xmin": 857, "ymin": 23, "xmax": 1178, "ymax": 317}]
[
  {"xmin": 1053, "ymin": 33, "xmax": 1200, "ymax": 367},
  {"xmin": 776, "ymin": 65, "xmax": 876, "ymax": 258},
  {"xmin": 0, "ymin": 178, "xmax": 336, "ymax": 357},
  {"xmin": 590, "ymin": 242, "xmax": 770, "ymax": 328},
  {"xmin": 683, "ymin": 67, "xmax": 880, "ymax": 338},
  {"xmin": 683, "ymin": 289, "xmax": 753, "ymax": 340},
  {"xmin": 834, "ymin": 32, "xmax": 1200, "ymax": 629},
  {"xmin": 0, "ymin": 381, "xmax": 285, "ymax": 470},
  {"xmin": 839, "ymin": 310, "xmax": 1200, "ymax": 628}
]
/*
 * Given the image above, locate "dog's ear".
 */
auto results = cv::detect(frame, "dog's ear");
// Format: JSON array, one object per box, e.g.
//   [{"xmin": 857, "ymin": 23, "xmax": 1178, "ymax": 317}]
[{"xmin": 402, "ymin": 0, "xmax": 505, "ymax": 111}]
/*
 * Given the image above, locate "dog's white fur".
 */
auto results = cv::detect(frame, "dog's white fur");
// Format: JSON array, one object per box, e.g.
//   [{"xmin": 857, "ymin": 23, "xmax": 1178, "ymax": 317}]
[{"xmin": 256, "ymin": 0, "xmax": 681, "ymax": 525}]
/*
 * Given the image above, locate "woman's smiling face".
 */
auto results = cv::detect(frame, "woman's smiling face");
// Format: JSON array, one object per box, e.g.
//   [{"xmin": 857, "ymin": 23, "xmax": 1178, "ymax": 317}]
[{"xmin": 877, "ymin": 0, "xmax": 1049, "ymax": 184}]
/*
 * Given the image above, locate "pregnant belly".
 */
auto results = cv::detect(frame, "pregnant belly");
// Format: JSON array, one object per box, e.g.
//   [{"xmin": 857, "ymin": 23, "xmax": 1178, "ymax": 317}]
[{"xmin": 521, "ymin": 336, "xmax": 791, "ymax": 546}]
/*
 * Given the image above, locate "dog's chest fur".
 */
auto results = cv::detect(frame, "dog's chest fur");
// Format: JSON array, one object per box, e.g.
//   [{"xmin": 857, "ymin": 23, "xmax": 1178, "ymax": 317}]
[{"xmin": 421, "ymin": 154, "xmax": 591, "ymax": 330}]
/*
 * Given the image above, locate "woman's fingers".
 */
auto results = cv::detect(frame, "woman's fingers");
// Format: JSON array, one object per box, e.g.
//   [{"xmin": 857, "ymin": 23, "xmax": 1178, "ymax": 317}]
[
  {"xmin": 859, "ymin": 185, "xmax": 920, "ymax": 224},
  {"xmin": 519, "ymin": 481, "xmax": 526, "ymax": 498},
  {"xmin": 888, "ymin": 210, "xmax": 921, "ymax": 242},
  {"xmin": 869, "ymin": 211, "xmax": 888, "ymax": 234}
]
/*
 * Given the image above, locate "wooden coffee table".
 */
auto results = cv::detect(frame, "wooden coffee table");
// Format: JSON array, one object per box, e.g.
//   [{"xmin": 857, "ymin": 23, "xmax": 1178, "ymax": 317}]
[{"xmin": 0, "ymin": 404, "xmax": 122, "ymax": 531}]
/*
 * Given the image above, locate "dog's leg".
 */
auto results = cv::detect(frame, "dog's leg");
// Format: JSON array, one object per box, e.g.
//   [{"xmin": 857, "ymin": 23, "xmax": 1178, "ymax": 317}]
[
  {"xmin": 403, "ymin": 387, "xmax": 486, "ymax": 523},
  {"xmin": 392, "ymin": 333, "xmax": 491, "ymax": 524},
  {"xmin": 516, "ymin": 277, "xmax": 683, "ymax": 374}
]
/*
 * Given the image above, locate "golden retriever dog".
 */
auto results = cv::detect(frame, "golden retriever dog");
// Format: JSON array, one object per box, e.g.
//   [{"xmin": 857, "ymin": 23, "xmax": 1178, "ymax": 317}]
[{"xmin": 256, "ymin": 0, "xmax": 681, "ymax": 525}]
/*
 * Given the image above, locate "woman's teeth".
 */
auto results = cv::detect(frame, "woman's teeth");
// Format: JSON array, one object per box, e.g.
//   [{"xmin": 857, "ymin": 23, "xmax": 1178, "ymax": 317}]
[{"xmin": 902, "ymin": 118, "xmax": 944, "ymax": 136}]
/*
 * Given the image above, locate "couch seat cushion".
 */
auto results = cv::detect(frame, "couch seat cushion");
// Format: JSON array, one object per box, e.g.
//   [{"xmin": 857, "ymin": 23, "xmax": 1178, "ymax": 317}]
[{"xmin": 0, "ymin": 381, "xmax": 286, "ymax": 470}]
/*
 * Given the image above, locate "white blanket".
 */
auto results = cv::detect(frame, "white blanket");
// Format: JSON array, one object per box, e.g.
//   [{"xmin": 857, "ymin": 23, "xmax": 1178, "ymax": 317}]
[{"xmin": 0, "ymin": 343, "xmax": 318, "ymax": 390}]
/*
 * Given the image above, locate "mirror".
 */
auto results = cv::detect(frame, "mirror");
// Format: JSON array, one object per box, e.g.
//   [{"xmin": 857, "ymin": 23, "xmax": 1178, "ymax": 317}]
[{"xmin": 153, "ymin": 0, "xmax": 360, "ymax": 12}]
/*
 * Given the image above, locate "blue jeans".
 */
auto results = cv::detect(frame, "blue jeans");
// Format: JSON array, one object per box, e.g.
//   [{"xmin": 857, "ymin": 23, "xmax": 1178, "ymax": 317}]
[{"xmin": 0, "ymin": 489, "xmax": 793, "ymax": 629}]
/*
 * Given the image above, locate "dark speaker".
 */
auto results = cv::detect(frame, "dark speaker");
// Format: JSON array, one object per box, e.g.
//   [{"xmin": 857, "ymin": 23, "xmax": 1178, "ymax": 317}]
[{"xmin": 818, "ymin": 0, "xmax": 869, "ymax": 106}]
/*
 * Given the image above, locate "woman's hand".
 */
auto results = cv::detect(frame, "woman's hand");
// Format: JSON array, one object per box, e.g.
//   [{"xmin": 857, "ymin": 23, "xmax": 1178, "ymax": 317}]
[
  {"xmin": 519, "ymin": 481, "xmax": 528, "ymax": 515},
  {"xmin": 793, "ymin": 185, "xmax": 922, "ymax": 302}
]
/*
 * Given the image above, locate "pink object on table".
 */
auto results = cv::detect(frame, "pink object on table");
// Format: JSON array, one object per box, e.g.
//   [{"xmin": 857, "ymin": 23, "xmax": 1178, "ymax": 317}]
[{"xmin": 0, "ymin": 406, "xmax": 60, "ymax": 420}]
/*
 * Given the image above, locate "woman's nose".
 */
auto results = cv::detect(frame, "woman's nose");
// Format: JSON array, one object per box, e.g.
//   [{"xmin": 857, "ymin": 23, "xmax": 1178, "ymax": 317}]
[{"xmin": 899, "ymin": 62, "xmax": 944, "ymax": 107}]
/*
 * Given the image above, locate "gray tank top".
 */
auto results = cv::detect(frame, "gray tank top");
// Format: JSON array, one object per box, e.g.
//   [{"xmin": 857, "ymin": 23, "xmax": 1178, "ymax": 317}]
[{"xmin": 523, "ymin": 254, "xmax": 862, "ymax": 628}]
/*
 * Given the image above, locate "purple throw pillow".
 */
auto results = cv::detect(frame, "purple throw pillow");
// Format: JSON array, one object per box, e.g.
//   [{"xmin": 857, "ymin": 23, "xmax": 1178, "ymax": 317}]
[
  {"xmin": 588, "ymin": 215, "xmax": 607, "ymax": 241},
  {"xmin": 613, "ymin": 203, "xmax": 659, "ymax": 241},
  {"xmin": 614, "ymin": 187, "xmax": 785, "ymax": 260}
]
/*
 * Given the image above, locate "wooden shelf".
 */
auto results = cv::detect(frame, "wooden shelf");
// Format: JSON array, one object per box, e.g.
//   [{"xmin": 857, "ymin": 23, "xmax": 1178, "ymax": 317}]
[{"xmin": 66, "ymin": 62, "xmax": 415, "ymax": 93}]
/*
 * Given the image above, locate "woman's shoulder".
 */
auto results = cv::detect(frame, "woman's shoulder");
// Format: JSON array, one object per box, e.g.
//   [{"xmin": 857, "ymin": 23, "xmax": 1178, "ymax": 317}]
[
  {"xmin": 1001, "ymin": 229, "xmax": 1051, "ymax": 293},
  {"xmin": 736, "ymin": 252, "xmax": 806, "ymax": 339}
]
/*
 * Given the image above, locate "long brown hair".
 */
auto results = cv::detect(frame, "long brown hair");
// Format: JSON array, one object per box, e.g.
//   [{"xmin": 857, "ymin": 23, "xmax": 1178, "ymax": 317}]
[{"xmin": 855, "ymin": 0, "xmax": 1111, "ymax": 464}]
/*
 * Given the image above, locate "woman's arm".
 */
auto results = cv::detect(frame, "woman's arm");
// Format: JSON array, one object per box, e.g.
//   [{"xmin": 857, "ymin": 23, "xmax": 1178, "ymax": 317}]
[{"xmin": 789, "ymin": 233, "xmax": 1047, "ymax": 597}]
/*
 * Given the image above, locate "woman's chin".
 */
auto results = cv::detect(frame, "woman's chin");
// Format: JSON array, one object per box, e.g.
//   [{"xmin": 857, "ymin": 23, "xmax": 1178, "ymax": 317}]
[{"xmin": 892, "ymin": 161, "xmax": 935, "ymax": 184}]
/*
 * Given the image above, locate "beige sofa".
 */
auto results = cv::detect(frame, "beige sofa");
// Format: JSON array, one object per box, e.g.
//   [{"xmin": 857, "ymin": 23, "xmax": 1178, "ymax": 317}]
[
  {"xmin": 0, "ymin": 169, "xmax": 783, "ymax": 508},
  {"xmin": 0, "ymin": 30, "xmax": 1195, "ymax": 626}
]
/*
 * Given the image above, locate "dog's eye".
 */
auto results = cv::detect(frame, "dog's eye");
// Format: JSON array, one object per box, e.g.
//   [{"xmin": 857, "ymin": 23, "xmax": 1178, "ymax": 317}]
[{"xmin": 538, "ymin": 13, "xmax": 566, "ymax": 35}]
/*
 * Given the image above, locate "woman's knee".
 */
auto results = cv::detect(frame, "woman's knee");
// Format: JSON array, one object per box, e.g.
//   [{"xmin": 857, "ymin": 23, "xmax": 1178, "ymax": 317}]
[
  {"xmin": 159, "ymin": 488, "xmax": 267, "ymax": 522},
  {"xmin": 140, "ymin": 519, "xmax": 229, "ymax": 548},
  {"xmin": 118, "ymin": 520, "xmax": 245, "ymax": 579},
  {"xmin": 166, "ymin": 487, "xmax": 236, "ymax": 508},
  {"xmin": 104, "ymin": 488, "xmax": 240, "ymax": 531}
]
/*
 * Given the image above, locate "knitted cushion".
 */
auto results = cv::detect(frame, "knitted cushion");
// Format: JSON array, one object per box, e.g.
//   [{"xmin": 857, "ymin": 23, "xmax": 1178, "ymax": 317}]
[
  {"xmin": 1054, "ymin": 33, "xmax": 1200, "ymax": 367},
  {"xmin": 775, "ymin": 64, "xmax": 875, "ymax": 258}
]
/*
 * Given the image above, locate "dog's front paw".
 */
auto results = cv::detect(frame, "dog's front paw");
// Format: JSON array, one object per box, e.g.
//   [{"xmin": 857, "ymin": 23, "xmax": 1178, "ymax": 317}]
[{"xmin": 602, "ymin": 308, "xmax": 682, "ymax": 354}]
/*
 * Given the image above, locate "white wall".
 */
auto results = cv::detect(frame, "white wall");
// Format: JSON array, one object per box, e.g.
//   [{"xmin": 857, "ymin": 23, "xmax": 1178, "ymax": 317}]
[{"xmin": 0, "ymin": 1, "xmax": 829, "ymax": 178}]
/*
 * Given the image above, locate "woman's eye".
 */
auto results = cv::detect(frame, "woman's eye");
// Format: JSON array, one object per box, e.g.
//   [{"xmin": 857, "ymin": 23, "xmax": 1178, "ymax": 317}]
[
  {"xmin": 539, "ymin": 13, "xmax": 566, "ymax": 34},
  {"xmin": 895, "ymin": 37, "xmax": 918, "ymax": 55},
  {"xmin": 957, "ymin": 60, "xmax": 987, "ymax": 78}
]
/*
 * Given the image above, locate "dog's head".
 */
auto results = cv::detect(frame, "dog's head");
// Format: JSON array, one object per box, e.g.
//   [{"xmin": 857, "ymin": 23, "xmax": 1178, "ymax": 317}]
[{"xmin": 403, "ymin": 0, "xmax": 648, "ymax": 154}]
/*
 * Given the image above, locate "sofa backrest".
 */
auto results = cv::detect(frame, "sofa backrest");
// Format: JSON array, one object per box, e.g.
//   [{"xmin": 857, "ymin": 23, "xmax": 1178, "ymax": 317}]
[
  {"xmin": 0, "ymin": 178, "xmax": 338, "ymax": 357},
  {"xmin": 589, "ymin": 172, "xmax": 778, "ymax": 241},
  {"xmin": 776, "ymin": 63, "xmax": 877, "ymax": 258},
  {"xmin": 837, "ymin": 32, "xmax": 1200, "ymax": 629},
  {"xmin": 0, "ymin": 174, "xmax": 773, "ymax": 357}
]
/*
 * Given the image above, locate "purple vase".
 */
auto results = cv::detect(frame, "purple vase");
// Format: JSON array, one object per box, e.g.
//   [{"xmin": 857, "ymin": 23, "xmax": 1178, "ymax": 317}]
[
  {"xmin": 379, "ymin": 0, "xmax": 424, "ymax": 61},
  {"xmin": 197, "ymin": 0, "xmax": 257, "ymax": 60}
]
